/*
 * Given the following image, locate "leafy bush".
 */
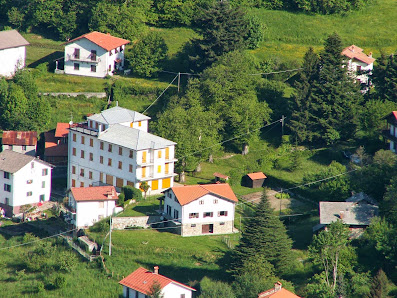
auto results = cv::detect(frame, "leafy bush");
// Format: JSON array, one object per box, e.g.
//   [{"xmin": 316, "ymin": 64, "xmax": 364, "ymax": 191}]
[
  {"xmin": 122, "ymin": 185, "xmax": 142, "ymax": 201},
  {"xmin": 51, "ymin": 275, "xmax": 66, "ymax": 289},
  {"xmin": 89, "ymin": 218, "xmax": 110, "ymax": 233},
  {"xmin": 117, "ymin": 193, "xmax": 125, "ymax": 206}
]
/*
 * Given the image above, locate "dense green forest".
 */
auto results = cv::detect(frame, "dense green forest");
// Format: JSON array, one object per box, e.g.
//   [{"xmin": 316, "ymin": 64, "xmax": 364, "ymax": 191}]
[{"xmin": 1, "ymin": 0, "xmax": 397, "ymax": 297}]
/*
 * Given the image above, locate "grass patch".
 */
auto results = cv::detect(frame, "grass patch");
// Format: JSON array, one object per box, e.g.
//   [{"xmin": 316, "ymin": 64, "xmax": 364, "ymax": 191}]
[{"xmin": 117, "ymin": 197, "xmax": 159, "ymax": 217}]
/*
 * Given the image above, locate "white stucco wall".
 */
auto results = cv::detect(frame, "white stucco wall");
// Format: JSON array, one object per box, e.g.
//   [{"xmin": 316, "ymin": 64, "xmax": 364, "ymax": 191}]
[
  {"xmin": 162, "ymin": 283, "xmax": 193, "ymax": 298},
  {"xmin": 164, "ymin": 191, "xmax": 235, "ymax": 225},
  {"xmin": 123, "ymin": 287, "xmax": 146, "ymax": 298},
  {"xmin": 64, "ymin": 39, "xmax": 109, "ymax": 78},
  {"xmin": 0, "ymin": 46, "xmax": 26, "ymax": 77},
  {"xmin": 0, "ymin": 160, "xmax": 52, "ymax": 211},
  {"xmin": 69, "ymin": 195, "xmax": 116, "ymax": 228},
  {"xmin": 346, "ymin": 58, "xmax": 373, "ymax": 85},
  {"xmin": 1, "ymin": 144, "xmax": 36, "ymax": 156}
]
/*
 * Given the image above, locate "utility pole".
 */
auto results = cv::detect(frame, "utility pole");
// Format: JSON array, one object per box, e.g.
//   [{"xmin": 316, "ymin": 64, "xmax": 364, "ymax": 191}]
[
  {"xmin": 281, "ymin": 115, "xmax": 285, "ymax": 137},
  {"xmin": 177, "ymin": 72, "xmax": 181, "ymax": 92},
  {"xmin": 109, "ymin": 216, "xmax": 112, "ymax": 256},
  {"xmin": 279, "ymin": 188, "xmax": 283, "ymax": 216}
]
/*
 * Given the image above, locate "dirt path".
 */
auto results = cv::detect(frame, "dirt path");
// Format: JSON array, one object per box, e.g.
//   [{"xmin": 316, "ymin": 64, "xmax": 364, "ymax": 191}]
[{"xmin": 242, "ymin": 189, "xmax": 307, "ymax": 211}]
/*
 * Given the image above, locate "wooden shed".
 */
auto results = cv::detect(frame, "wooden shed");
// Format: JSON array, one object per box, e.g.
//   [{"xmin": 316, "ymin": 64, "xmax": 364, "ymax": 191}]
[
  {"xmin": 243, "ymin": 172, "xmax": 267, "ymax": 188},
  {"xmin": 213, "ymin": 172, "xmax": 229, "ymax": 183}
]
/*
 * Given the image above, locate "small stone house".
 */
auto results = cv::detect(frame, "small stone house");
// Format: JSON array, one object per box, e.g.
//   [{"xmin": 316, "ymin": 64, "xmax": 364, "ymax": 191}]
[
  {"xmin": 2, "ymin": 131, "xmax": 37, "ymax": 156},
  {"xmin": 119, "ymin": 266, "xmax": 196, "ymax": 298},
  {"xmin": 162, "ymin": 183, "xmax": 238, "ymax": 236},
  {"xmin": 243, "ymin": 172, "xmax": 267, "ymax": 188}
]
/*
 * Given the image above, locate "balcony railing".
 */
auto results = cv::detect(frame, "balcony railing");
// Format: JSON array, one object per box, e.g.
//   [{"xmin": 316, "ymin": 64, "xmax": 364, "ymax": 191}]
[
  {"xmin": 67, "ymin": 54, "xmax": 101, "ymax": 63},
  {"xmin": 69, "ymin": 123, "xmax": 99, "ymax": 136}
]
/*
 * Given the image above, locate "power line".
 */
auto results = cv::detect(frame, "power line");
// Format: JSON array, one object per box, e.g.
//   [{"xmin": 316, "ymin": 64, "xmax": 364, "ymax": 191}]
[
  {"xmin": 249, "ymin": 68, "xmax": 303, "ymax": 76},
  {"xmin": 142, "ymin": 74, "xmax": 179, "ymax": 114},
  {"xmin": 0, "ymin": 228, "xmax": 79, "ymax": 251}
]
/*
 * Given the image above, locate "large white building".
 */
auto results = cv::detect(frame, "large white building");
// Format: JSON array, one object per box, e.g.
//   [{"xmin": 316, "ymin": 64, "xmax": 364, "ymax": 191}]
[
  {"xmin": 68, "ymin": 106, "xmax": 176, "ymax": 195},
  {"xmin": 68, "ymin": 185, "xmax": 118, "ymax": 228},
  {"xmin": 163, "ymin": 184, "xmax": 237, "ymax": 236},
  {"xmin": 0, "ymin": 30, "xmax": 29, "ymax": 77},
  {"xmin": 0, "ymin": 150, "xmax": 52, "ymax": 217},
  {"xmin": 342, "ymin": 45, "xmax": 375, "ymax": 85},
  {"xmin": 63, "ymin": 31, "xmax": 130, "ymax": 78},
  {"xmin": 120, "ymin": 266, "xmax": 196, "ymax": 298}
]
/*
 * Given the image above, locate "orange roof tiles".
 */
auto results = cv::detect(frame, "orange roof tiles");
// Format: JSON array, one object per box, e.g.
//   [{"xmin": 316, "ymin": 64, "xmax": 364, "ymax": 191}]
[
  {"xmin": 247, "ymin": 172, "xmax": 267, "ymax": 180},
  {"xmin": 259, "ymin": 288, "xmax": 300, "ymax": 298},
  {"xmin": 67, "ymin": 31, "xmax": 130, "ymax": 51},
  {"xmin": 342, "ymin": 45, "xmax": 375, "ymax": 65},
  {"xmin": 170, "ymin": 184, "xmax": 238, "ymax": 206},
  {"xmin": 119, "ymin": 267, "xmax": 196, "ymax": 294},
  {"xmin": 70, "ymin": 186, "xmax": 118, "ymax": 202},
  {"xmin": 213, "ymin": 172, "xmax": 229, "ymax": 179},
  {"xmin": 55, "ymin": 123, "xmax": 69, "ymax": 138},
  {"xmin": 2, "ymin": 131, "xmax": 37, "ymax": 146}
]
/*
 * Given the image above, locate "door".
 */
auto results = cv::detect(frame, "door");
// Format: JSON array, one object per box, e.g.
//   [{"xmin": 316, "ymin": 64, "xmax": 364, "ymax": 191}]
[
  {"xmin": 202, "ymin": 224, "xmax": 214, "ymax": 234},
  {"xmin": 152, "ymin": 180, "xmax": 158, "ymax": 190},
  {"xmin": 106, "ymin": 174, "xmax": 113, "ymax": 185}
]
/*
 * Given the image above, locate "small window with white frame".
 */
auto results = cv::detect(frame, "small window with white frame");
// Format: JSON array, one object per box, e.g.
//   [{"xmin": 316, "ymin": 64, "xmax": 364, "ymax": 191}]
[
  {"xmin": 27, "ymin": 180, "xmax": 33, "ymax": 184},
  {"xmin": 218, "ymin": 211, "xmax": 228, "ymax": 217},
  {"xmin": 27, "ymin": 191, "xmax": 32, "ymax": 197}
]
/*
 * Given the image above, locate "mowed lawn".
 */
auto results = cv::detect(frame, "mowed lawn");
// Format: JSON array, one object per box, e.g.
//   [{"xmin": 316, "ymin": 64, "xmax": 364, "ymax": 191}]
[{"xmin": 97, "ymin": 230, "xmax": 231, "ymax": 285}]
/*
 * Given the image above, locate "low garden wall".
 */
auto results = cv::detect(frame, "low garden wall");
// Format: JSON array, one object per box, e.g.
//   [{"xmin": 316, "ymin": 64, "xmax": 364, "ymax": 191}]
[{"xmin": 112, "ymin": 215, "xmax": 162, "ymax": 230}]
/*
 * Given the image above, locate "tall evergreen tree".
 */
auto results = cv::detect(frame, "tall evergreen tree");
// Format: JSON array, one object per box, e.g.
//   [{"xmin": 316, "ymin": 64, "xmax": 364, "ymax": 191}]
[
  {"xmin": 289, "ymin": 47, "xmax": 319, "ymax": 143},
  {"xmin": 382, "ymin": 53, "xmax": 397, "ymax": 102},
  {"xmin": 371, "ymin": 52, "xmax": 388, "ymax": 99},
  {"xmin": 232, "ymin": 191, "xmax": 293, "ymax": 276},
  {"xmin": 368, "ymin": 269, "xmax": 388, "ymax": 298},
  {"xmin": 189, "ymin": 2, "xmax": 250, "ymax": 71}
]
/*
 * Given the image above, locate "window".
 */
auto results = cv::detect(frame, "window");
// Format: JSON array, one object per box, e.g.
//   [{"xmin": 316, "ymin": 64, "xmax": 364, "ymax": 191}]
[
  {"xmin": 220, "ymin": 222, "xmax": 225, "ymax": 225},
  {"xmin": 129, "ymin": 150, "xmax": 133, "ymax": 158},
  {"xmin": 90, "ymin": 138, "xmax": 93, "ymax": 147},
  {"xmin": 356, "ymin": 65, "xmax": 362, "ymax": 72},
  {"xmin": 40, "ymin": 194, "xmax": 45, "ymax": 202},
  {"xmin": 81, "ymin": 136, "xmax": 85, "ymax": 144},
  {"xmin": 218, "ymin": 211, "xmax": 228, "ymax": 217},
  {"xmin": 199, "ymin": 200, "xmax": 204, "ymax": 205},
  {"xmin": 129, "ymin": 164, "xmax": 133, "ymax": 173},
  {"xmin": 165, "ymin": 147, "xmax": 170, "ymax": 159},
  {"xmin": 213, "ymin": 199, "xmax": 218, "ymax": 204},
  {"xmin": 119, "ymin": 147, "xmax": 122, "ymax": 155},
  {"xmin": 138, "ymin": 121, "xmax": 142, "ymax": 127},
  {"xmin": 174, "ymin": 209, "xmax": 179, "ymax": 219},
  {"xmin": 89, "ymin": 153, "xmax": 93, "ymax": 161},
  {"xmin": 142, "ymin": 151, "xmax": 147, "ymax": 163},
  {"xmin": 166, "ymin": 205, "xmax": 172, "ymax": 216},
  {"xmin": 4, "ymin": 184, "xmax": 11, "ymax": 192},
  {"xmin": 81, "ymin": 150, "xmax": 85, "ymax": 159},
  {"xmin": 89, "ymin": 171, "xmax": 93, "ymax": 179},
  {"xmin": 118, "ymin": 161, "xmax": 122, "ymax": 170},
  {"xmin": 204, "ymin": 212, "xmax": 213, "ymax": 218},
  {"xmin": 27, "ymin": 180, "xmax": 33, "ymax": 184},
  {"xmin": 157, "ymin": 165, "xmax": 161, "ymax": 173},
  {"xmin": 100, "ymin": 142, "xmax": 104, "ymax": 150},
  {"xmin": 99, "ymin": 202, "xmax": 104, "ymax": 208},
  {"xmin": 71, "ymin": 179, "xmax": 75, "ymax": 187},
  {"xmin": 72, "ymin": 166, "xmax": 76, "ymax": 174},
  {"xmin": 80, "ymin": 182, "xmax": 84, "ymax": 187},
  {"xmin": 22, "ymin": 145, "xmax": 26, "ymax": 151},
  {"xmin": 108, "ymin": 158, "xmax": 112, "ymax": 166},
  {"xmin": 189, "ymin": 213, "xmax": 199, "ymax": 219},
  {"xmin": 109, "ymin": 65, "xmax": 111, "ymax": 71},
  {"xmin": 142, "ymin": 167, "xmax": 146, "ymax": 178},
  {"xmin": 181, "ymin": 295, "xmax": 186, "ymax": 298},
  {"xmin": 27, "ymin": 191, "xmax": 32, "ymax": 196},
  {"xmin": 91, "ymin": 65, "xmax": 96, "ymax": 72},
  {"xmin": 174, "ymin": 197, "xmax": 178, "ymax": 202},
  {"xmin": 100, "ymin": 156, "xmax": 103, "ymax": 164},
  {"xmin": 191, "ymin": 224, "xmax": 196, "ymax": 228},
  {"xmin": 74, "ymin": 63, "xmax": 79, "ymax": 70},
  {"xmin": 73, "ymin": 134, "xmax": 76, "ymax": 142},
  {"xmin": 42, "ymin": 169, "xmax": 48, "ymax": 176},
  {"xmin": 165, "ymin": 163, "xmax": 169, "ymax": 174},
  {"xmin": 91, "ymin": 50, "xmax": 97, "ymax": 61},
  {"xmin": 3, "ymin": 172, "xmax": 9, "ymax": 179},
  {"xmin": 42, "ymin": 181, "xmax": 45, "ymax": 188},
  {"xmin": 158, "ymin": 150, "xmax": 162, "ymax": 158},
  {"xmin": 100, "ymin": 172, "xmax": 103, "ymax": 182},
  {"xmin": 74, "ymin": 48, "xmax": 80, "ymax": 59},
  {"xmin": 72, "ymin": 147, "xmax": 76, "ymax": 156},
  {"xmin": 80, "ymin": 168, "xmax": 84, "ymax": 177},
  {"xmin": 108, "ymin": 144, "xmax": 112, "ymax": 152}
]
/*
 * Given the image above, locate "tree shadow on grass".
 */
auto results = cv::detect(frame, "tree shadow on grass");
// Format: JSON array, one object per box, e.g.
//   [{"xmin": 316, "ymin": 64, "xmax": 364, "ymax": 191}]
[{"xmin": 27, "ymin": 51, "xmax": 64, "ymax": 69}]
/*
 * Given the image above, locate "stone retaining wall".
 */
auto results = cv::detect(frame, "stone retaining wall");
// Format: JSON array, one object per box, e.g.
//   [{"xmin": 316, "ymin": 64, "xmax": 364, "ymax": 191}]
[
  {"xmin": 112, "ymin": 216, "xmax": 162, "ymax": 230},
  {"xmin": 181, "ymin": 220, "xmax": 234, "ymax": 237}
]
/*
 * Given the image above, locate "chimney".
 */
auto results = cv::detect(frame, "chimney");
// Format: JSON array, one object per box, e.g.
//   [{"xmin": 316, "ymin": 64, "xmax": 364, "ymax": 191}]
[
  {"xmin": 339, "ymin": 211, "xmax": 345, "ymax": 219},
  {"xmin": 369, "ymin": 52, "xmax": 373, "ymax": 58},
  {"xmin": 274, "ymin": 282, "xmax": 282, "ymax": 292},
  {"xmin": 154, "ymin": 266, "xmax": 159, "ymax": 274}
]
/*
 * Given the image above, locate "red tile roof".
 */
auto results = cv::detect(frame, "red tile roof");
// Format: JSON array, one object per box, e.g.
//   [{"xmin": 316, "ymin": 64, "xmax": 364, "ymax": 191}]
[
  {"xmin": 119, "ymin": 267, "xmax": 196, "ymax": 294},
  {"xmin": 2, "ymin": 131, "xmax": 37, "ymax": 146},
  {"xmin": 170, "ymin": 184, "xmax": 238, "ymax": 206},
  {"xmin": 213, "ymin": 172, "xmax": 229, "ymax": 180},
  {"xmin": 247, "ymin": 172, "xmax": 267, "ymax": 180},
  {"xmin": 258, "ymin": 283, "xmax": 300, "ymax": 298},
  {"xmin": 70, "ymin": 186, "xmax": 118, "ymax": 202},
  {"xmin": 67, "ymin": 31, "xmax": 130, "ymax": 51},
  {"xmin": 44, "ymin": 131, "xmax": 68, "ymax": 157},
  {"xmin": 55, "ymin": 123, "xmax": 69, "ymax": 138},
  {"xmin": 342, "ymin": 45, "xmax": 375, "ymax": 65}
]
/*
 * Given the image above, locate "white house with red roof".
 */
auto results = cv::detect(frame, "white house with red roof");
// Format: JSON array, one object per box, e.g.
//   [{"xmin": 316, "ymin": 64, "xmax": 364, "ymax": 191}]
[
  {"xmin": 119, "ymin": 266, "xmax": 196, "ymax": 298},
  {"xmin": 0, "ymin": 30, "xmax": 30, "ymax": 77},
  {"xmin": 63, "ymin": 31, "xmax": 130, "ymax": 78},
  {"xmin": 342, "ymin": 45, "xmax": 375, "ymax": 85},
  {"xmin": 382, "ymin": 111, "xmax": 397, "ymax": 153},
  {"xmin": 162, "ymin": 183, "xmax": 238, "ymax": 236},
  {"xmin": 68, "ymin": 185, "xmax": 118, "ymax": 228},
  {"xmin": 1, "ymin": 131, "xmax": 37, "ymax": 156},
  {"xmin": 258, "ymin": 282, "xmax": 300, "ymax": 298}
]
